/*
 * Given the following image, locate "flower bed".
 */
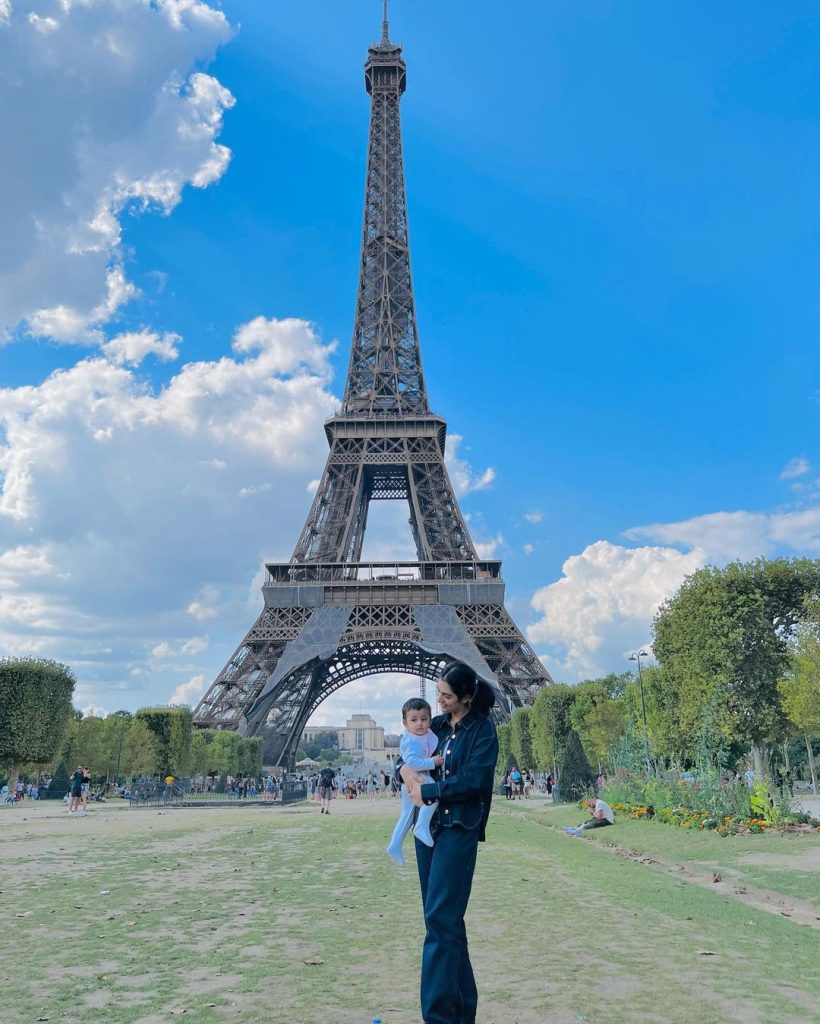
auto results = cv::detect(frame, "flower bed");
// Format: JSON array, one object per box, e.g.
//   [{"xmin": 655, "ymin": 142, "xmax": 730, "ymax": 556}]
[
  {"xmin": 608, "ymin": 801, "xmax": 770, "ymax": 836},
  {"xmin": 596, "ymin": 770, "xmax": 819, "ymax": 837}
]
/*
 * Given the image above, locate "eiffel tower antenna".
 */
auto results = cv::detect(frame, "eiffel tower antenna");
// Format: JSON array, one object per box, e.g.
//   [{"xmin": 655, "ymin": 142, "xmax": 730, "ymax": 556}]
[
  {"xmin": 192, "ymin": 11, "xmax": 553, "ymax": 767},
  {"xmin": 382, "ymin": 0, "xmax": 390, "ymax": 44}
]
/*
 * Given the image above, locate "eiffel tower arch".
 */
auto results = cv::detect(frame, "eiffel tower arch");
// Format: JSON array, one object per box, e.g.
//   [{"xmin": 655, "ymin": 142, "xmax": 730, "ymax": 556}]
[{"xmin": 192, "ymin": 7, "xmax": 553, "ymax": 766}]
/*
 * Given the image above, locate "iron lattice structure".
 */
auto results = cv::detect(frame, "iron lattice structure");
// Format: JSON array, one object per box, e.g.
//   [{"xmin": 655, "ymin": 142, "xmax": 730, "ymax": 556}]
[{"xmin": 193, "ymin": 8, "xmax": 553, "ymax": 766}]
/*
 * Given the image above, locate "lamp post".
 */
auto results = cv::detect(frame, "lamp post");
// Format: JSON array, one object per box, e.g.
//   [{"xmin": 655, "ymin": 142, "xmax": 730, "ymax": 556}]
[{"xmin": 628, "ymin": 649, "xmax": 652, "ymax": 772}]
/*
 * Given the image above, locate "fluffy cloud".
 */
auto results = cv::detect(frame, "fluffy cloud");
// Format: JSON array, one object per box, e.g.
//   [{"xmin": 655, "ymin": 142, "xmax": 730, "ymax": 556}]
[
  {"xmin": 780, "ymin": 456, "xmax": 810, "ymax": 480},
  {"xmin": 524, "ymin": 511, "xmax": 543, "ymax": 525},
  {"xmin": 0, "ymin": 317, "xmax": 337, "ymax": 705},
  {"xmin": 528, "ymin": 540, "xmax": 705, "ymax": 681},
  {"xmin": 445, "ymin": 434, "xmax": 495, "ymax": 495},
  {"xmin": 169, "ymin": 674, "xmax": 206, "ymax": 707},
  {"xmin": 627, "ymin": 507, "xmax": 820, "ymax": 562},
  {"xmin": 0, "ymin": 0, "xmax": 234, "ymax": 343},
  {"xmin": 102, "ymin": 330, "xmax": 180, "ymax": 367},
  {"xmin": 529, "ymin": 497, "xmax": 820, "ymax": 681}
]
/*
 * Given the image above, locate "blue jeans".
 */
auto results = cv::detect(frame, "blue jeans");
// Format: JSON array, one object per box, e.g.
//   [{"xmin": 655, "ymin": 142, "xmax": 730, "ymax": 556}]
[{"xmin": 414, "ymin": 828, "xmax": 479, "ymax": 1024}]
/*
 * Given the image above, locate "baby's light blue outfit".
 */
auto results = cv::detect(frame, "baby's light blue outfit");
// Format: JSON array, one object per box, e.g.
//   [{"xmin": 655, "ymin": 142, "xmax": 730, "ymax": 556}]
[{"xmin": 385, "ymin": 729, "xmax": 439, "ymax": 866}]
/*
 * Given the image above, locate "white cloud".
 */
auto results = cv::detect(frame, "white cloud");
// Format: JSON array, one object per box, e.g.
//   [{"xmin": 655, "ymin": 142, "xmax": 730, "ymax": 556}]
[
  {"xmin": 181, "ymin": 636, "xmax": 208, "ymax": 655},
  {"xmin": 102, "ymin": 330, "xmax": 180, "ymax": 367},
  {"xmin": 528, "ymin": 540, "xmax": 704, "ymax": 681},
  {"xmin": 474, "ymin": 533, "xmax": 503, "ymax": 559},
  {"xmin": 152, "ymin": 642, "xmax": 172, "ymax": 659},
  {"xmin": 627, "ymin": 507, "xmax": 820, "ymax": 562},
  {"xmin": 522, "ymin": 543, "xmax": 534, "ymax": 556},
  {"xmin": 524, "ymin": 511, "xmax": 543, "ymax": 524},
  {"xmin": 187, "ymin": 586, "xmax": 220, "ymax": 621},
  {"xmin": 780, "ymin": 456, "xmax": 810, "ymax": 480},
  {"xmin": 0, "ymin": 0, "xmax": 234, "ymax": 344},
  {"xmin": 529, "ymin": 496, "xmax": 820, "ymax": 681},
  {"xmin": 168, "ymin": 674, "xmax": 206, "ymax": 707},
  {"xmin": 445, "ymin": 434, "xmax": 495, "ymax": 495},
  {"xmin": 0, "ymin": 317, "xmax": 337, "ymax": 707}
]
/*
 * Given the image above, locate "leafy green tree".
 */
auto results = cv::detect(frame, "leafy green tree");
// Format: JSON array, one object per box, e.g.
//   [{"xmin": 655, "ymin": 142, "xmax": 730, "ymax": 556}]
[
  {"xmin": 496, "ymin": 723, "xmax": 511, "ymax": 770},
  {"xmin": 0, "ymin": 658, "xmax": 75, "ymax": 793},
  {"xmin": 569, "ymin": 674, "xmax": 630, "ymax": 772},
  {"xmin": 73, "ymin": 716, "xmax": 107, "ymax": 777},
  {"xmin": 121, "ymin": 719, "xmax": 159, "ymax": 780},
  {"xmin": 45, "ymin": 761, "xmax": 71, "ymax": 800},
  {"xmin": 134, "ymin": 707, "xmax": 194, "ymax": 775},
  {"xmin": 558, "ymin": 729, "xmax": 595, "ymax": 802},
  {"xmin": 240, "ymin": 737, "xmax": 263, "ymax": 777},
  {"xmin": 653, "ymin": 558, "xmax": 820, "ymax": 776},
  {"xmin": 530, "ymin": 684, "xmax": 575, "ymax": 773},
  {"xmin": 510, "ymin": 707, "xmax": 535, "ymax": 770},
  {"xmin": 779, "ymin": 606, "xmax": 820, "ymax": 793}
]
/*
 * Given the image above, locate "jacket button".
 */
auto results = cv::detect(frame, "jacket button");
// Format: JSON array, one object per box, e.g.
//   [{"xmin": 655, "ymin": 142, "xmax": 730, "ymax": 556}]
[
  {"xmin": 444, "ymin": 809, "xmax": 449, "ymax": 814},
  {"xmin": 445, "ymin": 770, "xmax": 449, "ymax": 775}
]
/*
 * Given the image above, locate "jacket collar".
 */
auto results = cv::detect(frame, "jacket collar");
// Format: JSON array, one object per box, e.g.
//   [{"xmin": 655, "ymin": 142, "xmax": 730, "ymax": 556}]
[{"xmin": 447, "ymin": 709, "xmax": 478, "ymax": 731}]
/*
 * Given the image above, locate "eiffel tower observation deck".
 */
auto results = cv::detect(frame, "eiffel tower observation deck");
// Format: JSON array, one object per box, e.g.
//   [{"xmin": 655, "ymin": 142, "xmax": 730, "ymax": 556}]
[{"xmin": 192, "ymin": 3, "xmax": 553, "ymax": 765}]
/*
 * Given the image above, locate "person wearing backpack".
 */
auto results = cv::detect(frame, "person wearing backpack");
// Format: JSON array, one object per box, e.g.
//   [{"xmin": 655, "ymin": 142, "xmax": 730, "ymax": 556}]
[{"xmin": 318, "ymin": 763, "xmax": 336, "ymax": 814}]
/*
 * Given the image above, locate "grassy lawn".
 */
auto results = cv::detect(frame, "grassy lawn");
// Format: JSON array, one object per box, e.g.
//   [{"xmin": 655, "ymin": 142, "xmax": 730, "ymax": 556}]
[
  {"xmin": 535, "ymin": 799, "xmax": 820, "ymax": 907},
  {"xmin": 2, "ymin": 796, "xmax": 818, "ymax": 1024}
]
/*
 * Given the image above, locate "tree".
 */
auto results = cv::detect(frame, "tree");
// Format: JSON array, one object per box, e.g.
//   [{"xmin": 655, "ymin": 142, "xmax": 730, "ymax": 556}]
[
  {"xmin": 496, "ymin": 723, "xmax": 511, "ymax": 770},
  {"xmin": 510, "ymin": 707, "xmax": 535, "ymax": 770},
  {"xmin": 558, "ymin": 729, "xmax": 595, "ymax": 802},
  {"xmin": 779, "ymin": 607, "xmax": 820, "ymax": 793},
  {"xmin": 134, "ymin": 707, "xmax": 193, "ymax": 775},
  {"xmin": 530, "ymin": 684, "xmax": 575, "ymax": 774},
  {"xmin": 569, "ymin": 675, "xmax": 629, "ymax": 772},
  {"xmin": 120, "ymin": 719, "xmax": 159, "ymax": 780},
  {"xmin": 45, "ymin": 761, "xmax": 71, "ymax": 800},
  {"xmin": 653, "ymin": 558, "xmax": 820, "ymax": 775},
  {"xmin": 0, "ymin": 658, "xmax": 75, "ymax": 793}
]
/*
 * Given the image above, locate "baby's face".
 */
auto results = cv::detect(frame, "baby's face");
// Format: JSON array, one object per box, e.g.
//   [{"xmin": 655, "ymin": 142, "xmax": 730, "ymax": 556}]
[{"xmin": 404, "ymin": 708, "xmax": 431, "ymax": 737}]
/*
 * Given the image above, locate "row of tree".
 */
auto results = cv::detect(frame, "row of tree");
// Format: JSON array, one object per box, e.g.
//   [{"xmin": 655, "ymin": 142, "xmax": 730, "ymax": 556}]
[
  {"xmin": 0, "ymin": 661, "xmax": 263, "ymax": 790},
  {"xmin": 499, "ymin": 558, "xmax": 820, "ymax": 790}
]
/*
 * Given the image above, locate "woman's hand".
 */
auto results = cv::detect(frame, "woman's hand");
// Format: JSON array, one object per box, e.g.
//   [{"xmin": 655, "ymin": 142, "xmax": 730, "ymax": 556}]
[
  {"xmin": 406, "ymin": 778, "xmax": 424, "ymax": 808},
  {"xmin": 399, "ymin": 764, "xmax": 424, "ymax": 788}
]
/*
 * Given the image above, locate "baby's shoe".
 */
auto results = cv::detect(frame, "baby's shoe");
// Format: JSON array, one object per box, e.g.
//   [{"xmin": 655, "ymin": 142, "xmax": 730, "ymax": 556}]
[
  {"xmin": 413, "ymin": 821, "xmax": 434, "ymax": 848},
  {"xmin": 385, "ymin": 844, "xmax": 404, "ymax": 867}
]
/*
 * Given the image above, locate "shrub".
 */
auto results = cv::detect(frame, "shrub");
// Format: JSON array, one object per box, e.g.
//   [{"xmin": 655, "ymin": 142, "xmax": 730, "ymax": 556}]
[{"xmin": 559, "ymin": 729, "xmax": 595, "ymax": 802}]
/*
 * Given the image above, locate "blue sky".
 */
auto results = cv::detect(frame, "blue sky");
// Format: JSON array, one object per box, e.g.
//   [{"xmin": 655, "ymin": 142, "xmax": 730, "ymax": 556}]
[{"xmin": 1, "ymin": 1, "xmax": 819, "ymax": 734}]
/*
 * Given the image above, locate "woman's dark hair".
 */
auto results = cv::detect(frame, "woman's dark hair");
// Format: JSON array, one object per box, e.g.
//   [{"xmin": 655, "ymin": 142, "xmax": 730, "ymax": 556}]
[{"xmin": 440, "ymin": 661, "xmax": 496, "ymax": 717}]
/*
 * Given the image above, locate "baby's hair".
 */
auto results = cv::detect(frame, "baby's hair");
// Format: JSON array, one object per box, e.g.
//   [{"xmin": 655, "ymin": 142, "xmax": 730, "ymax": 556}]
[{"xmin": 402, "ymin": 697, "xmax": 432, "ymax": 719}]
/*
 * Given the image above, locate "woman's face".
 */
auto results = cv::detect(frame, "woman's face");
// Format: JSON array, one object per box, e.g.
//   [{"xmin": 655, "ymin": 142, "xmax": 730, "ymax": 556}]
[{"xmin": 436, "ymin": 678, "xmax": 470, "ymax": 717}]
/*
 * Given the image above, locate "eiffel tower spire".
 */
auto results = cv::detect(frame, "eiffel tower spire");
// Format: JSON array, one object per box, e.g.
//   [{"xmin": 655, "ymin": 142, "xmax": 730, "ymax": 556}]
[
  {"xmin": 192, "ymin": 8, "xmax": 553, "ymax": 766},
  {"xmin": 343, "ymin": 0, "xmax": 425, "ymax": 416}
]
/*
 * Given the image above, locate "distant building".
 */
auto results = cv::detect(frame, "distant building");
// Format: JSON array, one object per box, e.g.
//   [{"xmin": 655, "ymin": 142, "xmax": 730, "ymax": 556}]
[{"xmin": 303, "ymin": 713, "xmax": 401, "ymax": 764}]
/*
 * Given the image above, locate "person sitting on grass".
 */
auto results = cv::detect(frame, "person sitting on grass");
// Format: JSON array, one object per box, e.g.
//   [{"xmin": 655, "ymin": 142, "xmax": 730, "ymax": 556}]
[{"xmin": 563, "ymin": 797, "xmax": 615, "ymax": 836}]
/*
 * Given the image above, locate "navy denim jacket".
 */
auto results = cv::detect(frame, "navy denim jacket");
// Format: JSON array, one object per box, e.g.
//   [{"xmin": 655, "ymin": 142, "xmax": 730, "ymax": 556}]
[{"xmin": 399, "ymin": 711, "xmax": 498, "ymax": 842}]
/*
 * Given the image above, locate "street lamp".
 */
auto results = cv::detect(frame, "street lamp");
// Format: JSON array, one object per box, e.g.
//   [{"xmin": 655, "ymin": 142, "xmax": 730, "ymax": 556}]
[{"xmin": 628, "ymin": 649, "xmax": 652, "ymax": 772}]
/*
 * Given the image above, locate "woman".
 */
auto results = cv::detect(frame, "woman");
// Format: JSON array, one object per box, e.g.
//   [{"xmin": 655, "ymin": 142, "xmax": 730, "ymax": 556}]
[{"xmin": 399, "ymin": 661, "xmax": 499, "ymax": 1024}]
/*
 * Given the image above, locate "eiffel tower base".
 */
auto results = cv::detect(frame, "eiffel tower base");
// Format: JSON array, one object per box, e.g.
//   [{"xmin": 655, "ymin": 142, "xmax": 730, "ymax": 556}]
[{"xmin": 193, "ymin": 561, "xmax": 548, "ymax": 768}]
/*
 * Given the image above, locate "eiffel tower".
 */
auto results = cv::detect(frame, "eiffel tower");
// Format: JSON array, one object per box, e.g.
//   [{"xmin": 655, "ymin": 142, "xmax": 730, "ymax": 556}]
[{"xmin": 192, "ymin": 3, "xmax": 552, "ymax": 765}]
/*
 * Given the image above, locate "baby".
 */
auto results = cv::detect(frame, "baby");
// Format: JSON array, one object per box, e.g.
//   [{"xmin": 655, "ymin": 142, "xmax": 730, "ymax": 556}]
[{"xmin": 385, "ymin": 697, "xmax": 443, "ymax": 866}]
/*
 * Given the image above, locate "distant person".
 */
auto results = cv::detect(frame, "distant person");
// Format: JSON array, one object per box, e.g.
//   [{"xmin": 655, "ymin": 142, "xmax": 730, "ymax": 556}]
[
  {"xmin": 546, "ymin": 773, "xmax": 554, "ymax": 797},
  {"xmin": 564, "ymin": 798, "xmax": 615, "ymax": 836},
  {"xmin": 68, "ymin": 765, "xmax": 85, "ymax": 815},
  {"xmin": 385, "ymin": 697, "xmax": 443, "ymax": 866},
  {"xmin": 510, "ymin": 765, "xmax": 523, "ymax": 798},
  {"xmin": 318, "ymin": 763, "xmax": 336, "ymax": 814}
]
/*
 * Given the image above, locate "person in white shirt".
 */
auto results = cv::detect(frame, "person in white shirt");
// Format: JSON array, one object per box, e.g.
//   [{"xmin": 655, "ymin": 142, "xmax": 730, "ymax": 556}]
[
  {"xmin": 385, "ymin": 698, "xmax": 443, "ymax": 866},
  {"xmin": 564, "ymin": 798, "xmax": 615, "ymax": 836}
]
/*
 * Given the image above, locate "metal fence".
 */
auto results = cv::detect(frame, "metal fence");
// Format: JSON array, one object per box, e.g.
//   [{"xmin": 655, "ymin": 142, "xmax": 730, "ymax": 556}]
[{"xmin": 128, "ymin": 779, "xmax": 307, "ymax": 809}]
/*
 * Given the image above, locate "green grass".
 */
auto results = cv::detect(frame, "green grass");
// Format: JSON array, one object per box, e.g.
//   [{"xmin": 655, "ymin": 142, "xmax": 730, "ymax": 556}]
[
  {"xmin": 537, "ymin": 799, "xmax": 820, "ymax": 906},
  {"xmin": 1, "ymin": 798, "xmax": 819, "ymax": 1024}
]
